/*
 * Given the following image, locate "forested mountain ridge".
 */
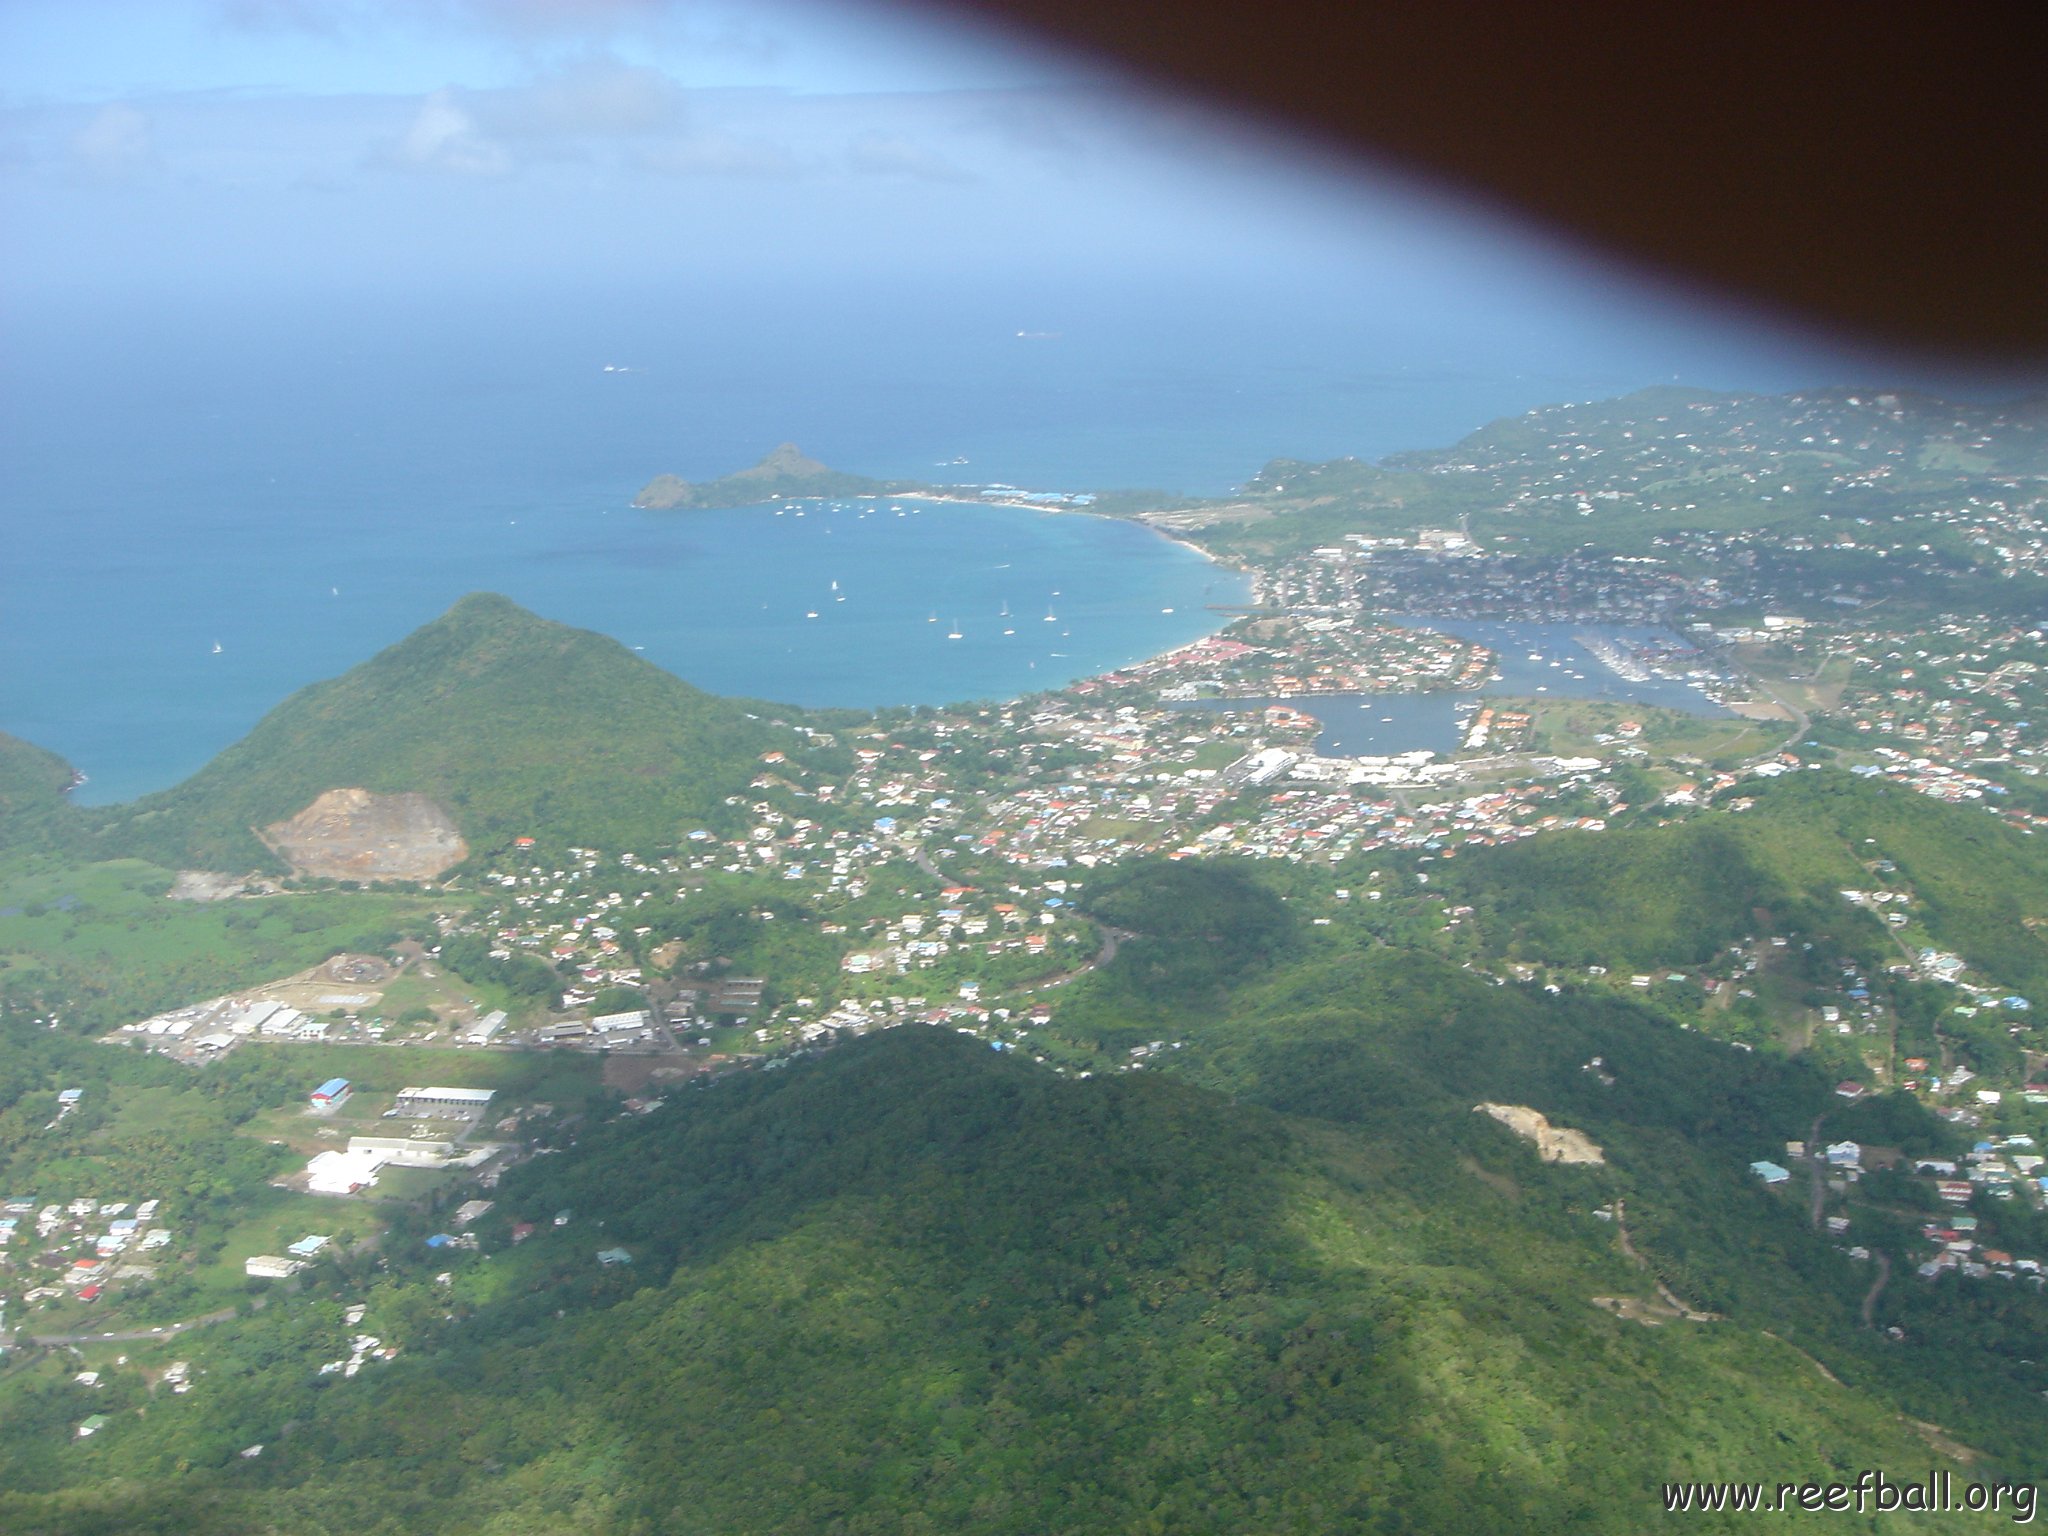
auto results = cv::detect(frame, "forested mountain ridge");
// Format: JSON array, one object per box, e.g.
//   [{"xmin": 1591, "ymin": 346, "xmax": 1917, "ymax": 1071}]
[{"xmin": 0, "ymin": 1027, "xmax": 2008, "ymax": 1535}]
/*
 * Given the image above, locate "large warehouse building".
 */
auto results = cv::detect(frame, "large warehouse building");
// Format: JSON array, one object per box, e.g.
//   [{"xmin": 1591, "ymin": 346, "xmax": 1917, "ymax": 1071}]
[{"xmin": 394, "ymin": 1086, "xmax": 497, "ymax": 1118}]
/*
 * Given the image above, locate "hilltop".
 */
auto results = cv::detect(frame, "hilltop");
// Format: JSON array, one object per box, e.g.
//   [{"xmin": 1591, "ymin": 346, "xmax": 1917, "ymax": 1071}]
[
  {"xmin": 79, "ymin": 594, "xmax": 802, "ymax": 872},
  {"xmin": 633, "ymin": 443, "xmax": 917, "ymax": 510}
]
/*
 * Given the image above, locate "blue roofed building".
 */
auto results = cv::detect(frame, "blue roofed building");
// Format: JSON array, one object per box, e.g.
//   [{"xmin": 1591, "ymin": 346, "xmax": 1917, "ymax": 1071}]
[{"xmin": 310, "ymin": 1078, "xmax": 352, "ymax": 1111}]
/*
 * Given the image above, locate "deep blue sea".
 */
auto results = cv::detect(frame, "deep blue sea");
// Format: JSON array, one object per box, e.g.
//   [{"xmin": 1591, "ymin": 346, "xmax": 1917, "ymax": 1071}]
[{"xmin": 0, "ymin": 273, "xmax": 1978, "ymax": 805}]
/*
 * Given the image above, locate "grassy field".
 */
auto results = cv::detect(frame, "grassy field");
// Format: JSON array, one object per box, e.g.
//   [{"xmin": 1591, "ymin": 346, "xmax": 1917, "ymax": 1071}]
[
  {"xmin": 221, "ymin": 1042, "xmax": 607, "ymax": 1110},
  {"xmin": 0, "ymin": 854, "xmax": 443, "ymax": 1030},
  {"xmin": 1187, "ymin": 740, "xmax": 1246, "ymax": 771},
  {"xmin": 1505, "ymin": 697, "xmax": 1778, "ymax": 764}
]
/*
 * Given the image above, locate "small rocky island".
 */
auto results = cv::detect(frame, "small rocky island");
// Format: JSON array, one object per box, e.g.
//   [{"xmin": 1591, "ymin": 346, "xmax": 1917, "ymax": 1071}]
[{"xmin": 633, "ymin": 443, "xmax": 914, "ymax": 509}]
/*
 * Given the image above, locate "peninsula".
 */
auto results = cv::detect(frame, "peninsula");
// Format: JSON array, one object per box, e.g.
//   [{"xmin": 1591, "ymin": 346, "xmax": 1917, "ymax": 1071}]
[{"xmin": 632, "ymin": 442, "xmax": 917, "ymax": 510}]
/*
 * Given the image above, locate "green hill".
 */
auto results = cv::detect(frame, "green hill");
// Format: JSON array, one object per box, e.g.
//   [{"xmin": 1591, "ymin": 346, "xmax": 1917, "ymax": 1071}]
[
  {"xmin": 633, "ymin": 443, "xmax": 917, "ymax": 509},
  {"xmin": 0, "ymin": 734, "xmax": 81, "ymax": 857},
  {"xmin": 81, "ymin": 594, "xmax": 800, "ymax": 871},
  {"xmin": 4, "ymin": 1027, "xmax": 2016, "ymax": 1536},
  {"xmin": 1430, "ymin": 771, "xmax": 2048, "ymax": 998}
]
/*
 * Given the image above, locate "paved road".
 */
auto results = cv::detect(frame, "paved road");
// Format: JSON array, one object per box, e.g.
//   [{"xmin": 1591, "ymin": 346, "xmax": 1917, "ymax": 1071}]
[
  {"xmin": 16, "ymin": 1306, "xmax": 236, "ymax": 1348},
  {"xmin": 1746, "ymin": 673, "xmax": 1812, "ymax": 760}
]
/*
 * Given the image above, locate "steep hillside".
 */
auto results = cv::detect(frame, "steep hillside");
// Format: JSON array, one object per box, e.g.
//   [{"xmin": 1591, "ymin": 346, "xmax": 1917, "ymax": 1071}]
[
  {"xmin": 82, "ymin": 594, "xmax": 800, "ymax": 871},
  {"xmin": 0, "ymin": 734, "xmax": 79, "ymax": 857},
  {"xmin": 1, "ymin": 1029, "xmax": 2007, "ymax": 1536},
  {"xmin": 1431, "ymin": 771, "xmax": 2048, "ymax": 998}
]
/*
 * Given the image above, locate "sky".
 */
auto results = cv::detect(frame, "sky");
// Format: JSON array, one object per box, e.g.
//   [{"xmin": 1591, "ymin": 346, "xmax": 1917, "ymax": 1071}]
[
  {"xmin": 2, "ymin": 0, "xmax": 2017, "ymax": 410},
  {"xmin": 0, "ymin": 0, "xmax": 1749, "ymax": 320}
]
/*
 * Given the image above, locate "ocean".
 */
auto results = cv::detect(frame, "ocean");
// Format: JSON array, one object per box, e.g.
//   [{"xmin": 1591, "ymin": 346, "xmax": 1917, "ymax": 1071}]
[{"xmin": 0, "ymin": 272, "xmax": 1945, "ymax": 805}]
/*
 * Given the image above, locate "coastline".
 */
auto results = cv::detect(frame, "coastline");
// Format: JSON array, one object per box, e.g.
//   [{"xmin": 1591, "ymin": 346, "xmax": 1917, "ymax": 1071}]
[
  {"xmin": 895, "ymin": 488, "xmax": 1264, "ymax": 597},
  {"xmin": 869, "ymin": 490, "xmax": 1268, "ymax": 690}
]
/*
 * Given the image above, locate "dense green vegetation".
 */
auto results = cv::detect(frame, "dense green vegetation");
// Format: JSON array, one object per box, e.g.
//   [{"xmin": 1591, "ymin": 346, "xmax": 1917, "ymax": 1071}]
[
  {"xmin": 76, "ymin": 595, "xmax": 802, "ymax": 870},
  {"xmin": 1, "ymin": 1028, "xmax": 2013, "ymax": 1535},
  {"xmin": 0, "ymin": 734, "xmax": 82, "ymax": 858},
  {"xmin": 1427, "ymin": 771, "xmax": 2048, "ymax": 996}
]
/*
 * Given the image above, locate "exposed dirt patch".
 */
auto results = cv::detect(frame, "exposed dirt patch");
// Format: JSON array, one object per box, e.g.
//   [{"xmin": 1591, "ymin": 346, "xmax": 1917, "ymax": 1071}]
[
  {"xmin": 168, "ymin": 871, "xmax": 280, "ymax": 901},
  {"xmin": 1474, "ymin": 1103, "xmax": 1605, "ymax": 1164},
  {"xmin": 1728, "ymin": 698, "xmax": 1795, "ymax": 721},
  {"xmin": 1907, "ymin": 1419, "xmax": 1979, "ymax": 1466},
  {"xmin": 601, "ymin": 1054, "xmax": 722, "ymax": 1092},
  {"xmin": 323, "ymin": 953, "xmax": 393, "ymax": 985},
  {"xmin": 1594, "ymin": 1296, "xmax": 1676, "ymax": 1326},
  {"xmin": 263, "ymin": 789, "xmax": 467, "ymax": 882}
]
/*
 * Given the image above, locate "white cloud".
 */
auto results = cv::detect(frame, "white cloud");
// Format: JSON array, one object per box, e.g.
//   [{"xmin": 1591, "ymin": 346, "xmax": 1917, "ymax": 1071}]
[
  {"xmin": 391, "ymin": 89, "xmax": 511, "ymax": 175},
  {"xmin": 70, "ymin": 103, "xmax": 159, "ymax": 181}
]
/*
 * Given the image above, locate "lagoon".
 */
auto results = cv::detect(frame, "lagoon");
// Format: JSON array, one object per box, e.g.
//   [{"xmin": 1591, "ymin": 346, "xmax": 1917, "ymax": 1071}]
[{"xmin": 1174, "ymin": 620, "xmax": 1728, "ymax": 759}]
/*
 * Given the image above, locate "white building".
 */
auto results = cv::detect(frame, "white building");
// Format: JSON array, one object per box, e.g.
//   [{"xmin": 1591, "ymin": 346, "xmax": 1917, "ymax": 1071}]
[
  {"xmin": 307, "ymin": 1148, "xmax": 385, "ymax": 1195},
  {"xmin": 394, "ymin": 1086, "xmax": 497, "ymax": 1117}
]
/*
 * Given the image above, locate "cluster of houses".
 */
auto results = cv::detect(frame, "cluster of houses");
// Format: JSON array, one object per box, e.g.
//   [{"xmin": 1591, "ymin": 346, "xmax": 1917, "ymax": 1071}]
[
  {"xmin": 0, "ymin": 1196, "xmax": 171, "ymax": 1311},
  {"xmin": 1781, "ymin": 617, "xmax": 2047, "ymax": 814},
  {"xmin": 1108, "ymin": 615, "xmax": 1491, "ymax": 701},
  {"xmin": 317, "ymin": 1302, "xmax": 398, "ymax": 1379},
  {"xmin": 840, "ymin": 884, "xmax": 1074, "ymax": 979},
  {"xmin": 1269, "ymin": 536, "xmax": 1727, "ymax": 628},
  {"xmin": 1753, "ymin": 1132, "xmax": 2048, "ymax": 1286}
]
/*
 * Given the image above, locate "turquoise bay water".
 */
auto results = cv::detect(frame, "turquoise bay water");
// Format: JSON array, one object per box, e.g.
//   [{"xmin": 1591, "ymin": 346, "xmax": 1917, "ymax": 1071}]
[
  {"xmin": 6, "ymin": 489, "xmax": 1242, "ymax": 806},
  {"xmin": 0, "ymin": 274, "xmax": 1910, "ymax": 806}
]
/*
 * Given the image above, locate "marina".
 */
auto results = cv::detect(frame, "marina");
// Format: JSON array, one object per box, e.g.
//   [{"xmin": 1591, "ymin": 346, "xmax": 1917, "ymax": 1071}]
[{"xmin": 1172, "ymin": 619, "xmax": 1729, "ymax": 761}]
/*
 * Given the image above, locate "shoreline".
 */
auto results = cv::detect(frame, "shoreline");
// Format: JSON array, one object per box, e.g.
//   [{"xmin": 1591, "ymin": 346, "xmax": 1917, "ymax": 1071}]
[
  {"xmin": 48, "ymin": 493, "xmax": 1262, "ymax": 810},
  {"xmin": 880, "ymin": 490, "xmax": 1266, "ymax": 690},
  {"xmin": 906, "ymin": 488, "xmax": 1272, "ymax": 604}
]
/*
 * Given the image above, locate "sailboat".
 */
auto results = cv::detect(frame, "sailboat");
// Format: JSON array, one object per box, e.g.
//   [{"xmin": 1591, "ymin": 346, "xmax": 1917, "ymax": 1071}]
[
  {"xmin": 928, "ymin": 610, "xmax": 938, "ymax": 623},
  {"xmin": 832, "ymin": 579, "xmax": 844, "ymax": 603},
  {"xmin": 947, "ymin": 621, "xmax": 963, "ymax": 640},
  {"xmin": 211, "ymin": 640, "xmax": 222, "ymax": 655}
]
